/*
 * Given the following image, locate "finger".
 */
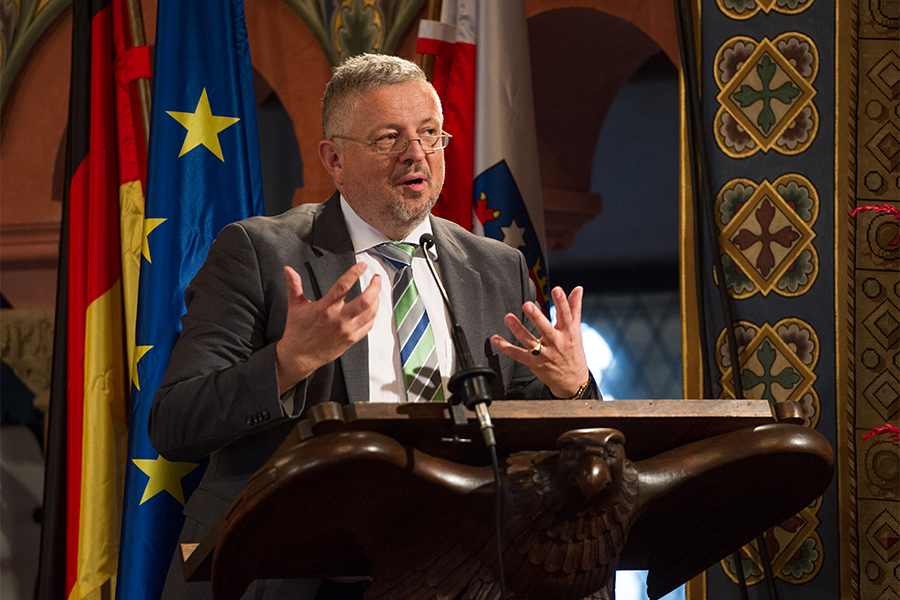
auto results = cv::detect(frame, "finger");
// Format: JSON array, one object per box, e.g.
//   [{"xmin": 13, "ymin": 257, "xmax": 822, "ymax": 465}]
[
  {"xmin": 503, "ymin": 313, "xmax": 539, "ymax": 347},
  {"xmin": 566, "ymin": 286, "xmax": 584, "ymax": 327},
  {"xmin": 363, "ymin": 270, "xmax": 382, "ymax": 297},
  {"xmin": 343, "ymin": 274, "xmax": 381, "ymax": 322},
  {"xmin": 523, "ymin": 301, "xmax": 555, "ymax": 339},
  {"xmin": 551, "ymin": 287, "xmax": 574, "ymax": 329},
  {"xmin": 490, "ymin": 334, "xmax": 533, "ymax": 363},
  {"xmin": 321, "ymin": 262, "xmax": 368, "ymax": 305},
  {"xmin": 345, "ymin": 293, "xmax": 380, "ymax": 342},
  {"xmin": 284, "ymin": 266, "xmax": 308, "ymax": 306}
]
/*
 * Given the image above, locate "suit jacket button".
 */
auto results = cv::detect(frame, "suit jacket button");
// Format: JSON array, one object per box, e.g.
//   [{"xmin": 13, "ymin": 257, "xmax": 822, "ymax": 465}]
[{"xmin": 246, "ymin": 417, "xmax": 253, "ymax": 426}]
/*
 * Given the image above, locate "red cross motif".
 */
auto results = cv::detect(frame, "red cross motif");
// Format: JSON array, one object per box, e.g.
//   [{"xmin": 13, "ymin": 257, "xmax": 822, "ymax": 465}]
[{"xmin": 732, "ymin": 198, "xmax": 800, "ymax": 277}]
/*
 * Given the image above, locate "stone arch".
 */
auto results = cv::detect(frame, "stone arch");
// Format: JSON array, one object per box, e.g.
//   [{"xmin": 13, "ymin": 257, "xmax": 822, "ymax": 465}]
[{"xmin": 525, "ymin": 0, "xmax": 680, "ymax": 249}]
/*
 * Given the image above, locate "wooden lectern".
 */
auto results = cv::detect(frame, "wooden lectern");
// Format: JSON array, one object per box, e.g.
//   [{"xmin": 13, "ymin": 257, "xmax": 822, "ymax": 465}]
[{"xmin": 181, "ymin": 399, "xmax": 833, "ymax": 600}]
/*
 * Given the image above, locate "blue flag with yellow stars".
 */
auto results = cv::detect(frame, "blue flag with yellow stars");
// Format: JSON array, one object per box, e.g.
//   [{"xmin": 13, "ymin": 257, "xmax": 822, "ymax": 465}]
[{"xmin": 116, "ymin": 1, "xmax": 264, "ymax": 598}]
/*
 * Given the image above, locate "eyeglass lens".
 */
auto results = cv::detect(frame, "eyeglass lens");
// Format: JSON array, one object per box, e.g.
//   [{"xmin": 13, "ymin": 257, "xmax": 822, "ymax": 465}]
[{"xmin": 379, "ymin": 135, "xmax": 447, "ymax": 152}]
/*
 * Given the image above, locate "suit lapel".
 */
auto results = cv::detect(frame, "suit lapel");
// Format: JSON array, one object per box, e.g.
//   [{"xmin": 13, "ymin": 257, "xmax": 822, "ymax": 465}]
[
  {"xmin": 307, "ymin": 194, "xmax": 369, "ymax": 405},
  {"xmin": 430, "ymin": 218, "xmax": 486, "ymax": 364}
]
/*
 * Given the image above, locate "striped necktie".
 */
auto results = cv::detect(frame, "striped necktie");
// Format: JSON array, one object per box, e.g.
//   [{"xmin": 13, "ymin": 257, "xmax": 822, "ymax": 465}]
[{"xmin": 370, "ymin": 242, "xmax": 445, "ymax": 403}]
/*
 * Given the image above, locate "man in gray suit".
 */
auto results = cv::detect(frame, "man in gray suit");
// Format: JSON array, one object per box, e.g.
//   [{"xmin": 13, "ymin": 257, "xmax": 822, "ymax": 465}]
[{"xmin": 150, "ymin": 53, "xmax": 595, "ymax": 599}]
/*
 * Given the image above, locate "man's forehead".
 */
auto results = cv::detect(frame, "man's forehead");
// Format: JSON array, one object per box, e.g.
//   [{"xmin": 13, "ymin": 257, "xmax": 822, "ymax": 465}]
[
  {"xmin": 368, "ymin": 114, "xmax": 441, "ymax": 131},
  {"xmin": 354, "ymin": 83, "xmax": 442, "ymax": 131},
  {"xmin": 358, "ymin": 80, "xmax": 439, "ymax": 106}
]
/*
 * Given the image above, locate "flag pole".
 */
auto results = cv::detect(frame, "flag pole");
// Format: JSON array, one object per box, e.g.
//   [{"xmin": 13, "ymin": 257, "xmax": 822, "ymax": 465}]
[
  {"xmin": 418, "ymin": 0, "xmax": 442, "ymax": 81},
  {"xmin": 125, "ymin": 0, "xmax": 151, "ymax": 147}
]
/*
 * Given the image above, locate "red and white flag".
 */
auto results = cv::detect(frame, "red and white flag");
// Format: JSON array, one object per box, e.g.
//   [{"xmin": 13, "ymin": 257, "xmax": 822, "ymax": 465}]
[
  {"xmin": 417, "ymin": 1, "xmax": 477, "ymax": 230},
  {"xmin": 418, "ymin": 0, "xmax": 550, "ymax": 310}
]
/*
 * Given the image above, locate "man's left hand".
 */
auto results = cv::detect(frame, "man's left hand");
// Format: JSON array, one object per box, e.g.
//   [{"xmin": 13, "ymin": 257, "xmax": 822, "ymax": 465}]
[{"xmin": 490, "ymin": 286, "xmax": 590, "ymax": 398}]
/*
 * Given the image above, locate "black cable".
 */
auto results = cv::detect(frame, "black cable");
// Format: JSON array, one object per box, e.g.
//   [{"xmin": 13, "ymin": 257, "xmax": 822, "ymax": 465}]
[
  {"xmin": 672, "ymin": 2, "xmax": 779, "ymax": 599},
  {"xmin": 733, "ymin": 549, "xmax": 751, "ymax": 600},
  {"xmin": 758, "ymin": 533, "xmax": 780, "ymax": 600},
  {"xmin": 672, "ymin": 0, "xmax": 745, "ymax": 400},
  {"xmin": 489, "ymin": 444, "xmax": 508, "ymax": 600},
  {"xmin": 687, "ymin": 49, "xmax": 714, "ymax": 401}
]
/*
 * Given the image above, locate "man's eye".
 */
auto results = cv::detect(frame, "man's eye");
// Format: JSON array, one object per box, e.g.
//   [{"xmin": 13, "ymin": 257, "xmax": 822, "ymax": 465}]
[
  {"xmin": 423, "ymin": 128, "xmax": 437, "ymax": 136},
  {"xmin": 378, "ymin": 133, "xmax": 399, "ymax": 141}
]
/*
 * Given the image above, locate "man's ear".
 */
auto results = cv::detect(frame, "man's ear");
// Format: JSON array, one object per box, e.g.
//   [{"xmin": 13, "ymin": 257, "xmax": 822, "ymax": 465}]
[{"xmin": 318, "ymin": 140, "xmax": 343, "ymax": 186}]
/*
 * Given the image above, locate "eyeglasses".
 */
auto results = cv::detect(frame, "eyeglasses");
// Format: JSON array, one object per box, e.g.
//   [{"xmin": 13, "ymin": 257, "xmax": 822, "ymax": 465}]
[{"xmin": 331, "ymin": 132, "xmax": 452, "ymax": 154}]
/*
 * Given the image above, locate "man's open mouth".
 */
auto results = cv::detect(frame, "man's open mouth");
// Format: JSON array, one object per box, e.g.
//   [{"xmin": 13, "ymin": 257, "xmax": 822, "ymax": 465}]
[{"xmin": 398, "ymin": 174, "xmax": 427, "ymax": 189}]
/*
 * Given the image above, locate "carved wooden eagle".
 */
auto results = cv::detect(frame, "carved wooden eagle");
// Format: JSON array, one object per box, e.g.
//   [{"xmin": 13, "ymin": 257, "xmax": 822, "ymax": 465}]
[
  {"xmin": 203, "ymin": 421, "xmax": 832, "ymax": 600},
  {"xmin": 208, "ymin": 428, "xmax": 637, "ymax": 600},
  {"xmin": 362, "ymin": 428, "xmax": 638, "ymax": 600},
  {"xmin": 498, "ymin": 429, "xmax": 638, "ymax": 600}
]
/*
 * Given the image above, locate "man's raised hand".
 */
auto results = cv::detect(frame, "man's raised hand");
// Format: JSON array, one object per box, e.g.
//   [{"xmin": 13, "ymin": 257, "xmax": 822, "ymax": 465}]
[
  {"xmin": 275, "ymin": 263, "xmax": 380, "ymax": 394},
  {"xmin": 490, "ymin": 286, "xmax": 590, "ymax": 398}
]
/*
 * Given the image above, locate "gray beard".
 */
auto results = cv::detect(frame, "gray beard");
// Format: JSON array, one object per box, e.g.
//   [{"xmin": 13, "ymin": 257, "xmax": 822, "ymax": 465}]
[{"xmin": 387, "ymin": 192, "xmax": 440, "ymax": 224}]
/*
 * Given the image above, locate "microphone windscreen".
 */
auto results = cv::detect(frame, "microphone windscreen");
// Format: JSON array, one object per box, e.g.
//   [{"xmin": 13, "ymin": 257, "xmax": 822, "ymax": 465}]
[
  {"xmin": 419, "ymin": 233, "xmax": 434, "ymax": 248},
  {"xmin": 419, "ymin": 232, "xmax": 435, "ymax": 249}
]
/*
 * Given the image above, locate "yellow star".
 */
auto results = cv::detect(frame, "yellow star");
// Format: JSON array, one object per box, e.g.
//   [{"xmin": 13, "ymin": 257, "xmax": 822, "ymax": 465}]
[
  {"xmin": 132, "ymin": 345, "xmax": 153, "ymax": 391},
  {"xmin": 142, "ymin": 218, "xmax": 166, "ymax": 262},
  {"xmin": 167, "ymin": 88, "xmax": 240, "ymax": 161},
  {"xmin": 132, "ymin": 455, "xmax": 199, "ymax": 506}
]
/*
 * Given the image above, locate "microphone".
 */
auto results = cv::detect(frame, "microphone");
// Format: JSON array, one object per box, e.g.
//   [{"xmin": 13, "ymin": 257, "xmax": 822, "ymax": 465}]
[{"xmin": 419, "ymin": 233, "xmax": 498, "ymax": 448}]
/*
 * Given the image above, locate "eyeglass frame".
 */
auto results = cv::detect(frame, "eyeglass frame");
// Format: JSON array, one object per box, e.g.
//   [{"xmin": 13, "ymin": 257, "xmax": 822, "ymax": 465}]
[{"xmin": 330, "ymin": 131, "xmax": 452, "ymax": 154}]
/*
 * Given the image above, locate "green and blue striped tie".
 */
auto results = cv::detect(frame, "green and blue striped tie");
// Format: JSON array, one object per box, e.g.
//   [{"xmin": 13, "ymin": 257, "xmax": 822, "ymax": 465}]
[{"xmin": 370, "ymin": 242, "xmax": 445, "ymax": 403}]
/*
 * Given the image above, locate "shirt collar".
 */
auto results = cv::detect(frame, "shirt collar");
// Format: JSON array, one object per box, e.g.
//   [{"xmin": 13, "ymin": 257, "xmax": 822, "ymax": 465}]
[{"xmin": 339, "ymin": 194, "xmax": 438, "ymax": 260}]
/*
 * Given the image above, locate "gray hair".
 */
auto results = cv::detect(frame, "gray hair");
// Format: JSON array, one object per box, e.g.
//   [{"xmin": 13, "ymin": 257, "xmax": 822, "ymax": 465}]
[{"xmin": 322, "ymin": 53, "xmax": 430, "ymax": 139}]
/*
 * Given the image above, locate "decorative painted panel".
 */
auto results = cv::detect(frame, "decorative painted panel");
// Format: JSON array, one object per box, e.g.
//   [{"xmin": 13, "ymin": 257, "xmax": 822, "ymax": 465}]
[
  {"xmin": 683, "ymin": 1, "xmax": 847, "ymax": 599},
  {"xmin": 714, "ymin": 33, "xmax": 819, "ymax": 157},
  {"xmin": 720, "ymin": 497, "xmax": 826, "ymax": 585},
  {"xmin": 716, "ymin": 175, "xmax": 820, "ymax": 298},
  {"xmin": 716, "ymin": 0, "xmax": 815, "ymax": 20},
  {"xmin": 715, "ymin": 318, "xmax": 821, "ymax": 426},
  {"xmin": 281, "ymin": 0, "xmax": 427, "ymax": 65}
]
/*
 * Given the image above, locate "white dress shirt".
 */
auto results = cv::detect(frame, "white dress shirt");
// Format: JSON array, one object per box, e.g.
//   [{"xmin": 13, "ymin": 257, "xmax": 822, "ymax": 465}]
[{"xmin": 340, "ymin": 196, "xmax": 456, "ymax": 403}]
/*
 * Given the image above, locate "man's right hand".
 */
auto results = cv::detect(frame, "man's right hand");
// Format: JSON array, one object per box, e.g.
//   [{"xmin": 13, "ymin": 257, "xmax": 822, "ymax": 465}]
[{"xmin": 275, "ymin": 263, "xmax": 380, "ymax": 394}]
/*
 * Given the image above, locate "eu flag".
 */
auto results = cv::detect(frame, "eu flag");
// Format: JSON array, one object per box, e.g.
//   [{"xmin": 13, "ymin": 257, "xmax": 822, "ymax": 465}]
[{"xmin": 116, "ymin": 1, "xmax": 264, "ymax": 598}]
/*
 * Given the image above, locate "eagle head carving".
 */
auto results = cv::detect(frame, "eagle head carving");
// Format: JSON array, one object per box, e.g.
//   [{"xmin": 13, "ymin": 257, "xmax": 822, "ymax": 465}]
[{"xmin": 557, "ymin": 428, "xmax": 628, "ymax": 504}]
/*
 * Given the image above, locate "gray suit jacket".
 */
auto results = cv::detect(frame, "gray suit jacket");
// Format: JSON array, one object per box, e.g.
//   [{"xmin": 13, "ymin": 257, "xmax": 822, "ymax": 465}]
[{"xmin": 150, "ymin": 193, "xmax": 552, "ymax": 599}]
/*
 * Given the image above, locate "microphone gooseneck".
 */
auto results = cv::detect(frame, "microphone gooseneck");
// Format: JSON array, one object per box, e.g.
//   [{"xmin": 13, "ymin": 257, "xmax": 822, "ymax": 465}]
[
  {"xmin": 420, "ymin": 233, "xmax": 509, "ymax": 600},
  {"xmin": 419, "ymin": 233, "xmax": 497, "ymax": 447}
]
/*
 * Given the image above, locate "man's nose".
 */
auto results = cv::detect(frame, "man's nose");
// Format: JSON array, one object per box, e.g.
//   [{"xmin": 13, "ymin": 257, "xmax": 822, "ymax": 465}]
[{"xmin": 398, "ymin": 138, "xmax": 428, "ymax": 161}]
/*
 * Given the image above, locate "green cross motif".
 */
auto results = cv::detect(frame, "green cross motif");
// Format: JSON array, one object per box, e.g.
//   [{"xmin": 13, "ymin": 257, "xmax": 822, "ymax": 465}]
[
  {"xmin": 741, "ymin": 340, "xmax": 801, "ymax": 404},
  {"xmin": 732, "ymin": 55, "xmax": 801, "ymax": 135}
]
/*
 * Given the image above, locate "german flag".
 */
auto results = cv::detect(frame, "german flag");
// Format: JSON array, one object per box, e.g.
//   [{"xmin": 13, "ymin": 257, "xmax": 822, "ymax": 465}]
[{"xmin": 37, "ymin": 0, "xmax": 150, "ymax": 598}]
